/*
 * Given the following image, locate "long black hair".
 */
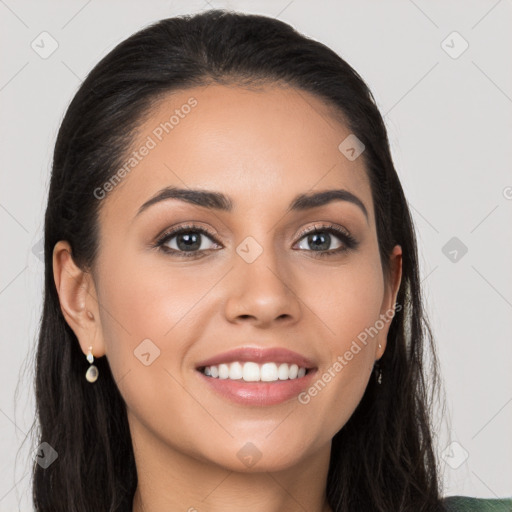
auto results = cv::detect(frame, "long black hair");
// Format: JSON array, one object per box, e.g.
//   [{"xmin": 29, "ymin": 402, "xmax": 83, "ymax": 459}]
[{"xmin": 29, "ymin": 9, "xmax": 445, "ymax": 511}]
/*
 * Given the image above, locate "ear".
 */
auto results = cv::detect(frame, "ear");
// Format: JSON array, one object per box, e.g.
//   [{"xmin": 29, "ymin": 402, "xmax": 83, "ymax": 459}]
[
  {"xmin": 375, "ymin": 244, "xmax": 402, "ymax": 360},
  {"xmin": 52, "ymin": 240, "xmax": 106, "ymax": 358}
]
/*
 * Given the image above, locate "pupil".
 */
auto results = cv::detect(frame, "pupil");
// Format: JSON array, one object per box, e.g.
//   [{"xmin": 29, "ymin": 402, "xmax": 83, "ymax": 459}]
[
  {"xmin": 309, "ymin": 233, "xmax": 329, "ymax": 251},
  {"xmin": 178, "ymin": 233, "xmax": 200, "ymax": 251}
]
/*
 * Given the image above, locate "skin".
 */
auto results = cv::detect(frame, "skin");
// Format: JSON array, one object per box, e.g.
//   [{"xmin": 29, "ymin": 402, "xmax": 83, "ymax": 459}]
[{"xmin": 53, "ymin": 84, "xmax": 402, "ymax": 512}]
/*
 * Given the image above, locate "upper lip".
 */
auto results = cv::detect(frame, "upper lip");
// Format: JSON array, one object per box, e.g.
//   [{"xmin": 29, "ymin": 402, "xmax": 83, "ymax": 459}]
[{"xmin": 195, "ymin": 346, "xmax": 317, "ymax": 370}]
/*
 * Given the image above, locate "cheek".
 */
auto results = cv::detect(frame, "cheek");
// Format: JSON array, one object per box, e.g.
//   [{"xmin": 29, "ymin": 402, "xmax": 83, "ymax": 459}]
[
  {"xmin": 95, "ymin": 247, "xmax": 224, "ymax": 382},
  {"xmin": 94, "ymin": 251, "xmax": 215, "ymax": 435},
  {"xmin": 322, "ymin": 255, "xmax": 385, "ymax": 351},
  {"xmin": 305, "ymin": 257, "xmax": 384, "ymax": 426},
  {"xmin": 98, "ymin": 246, "xmax": 211, "ymax": 343}
]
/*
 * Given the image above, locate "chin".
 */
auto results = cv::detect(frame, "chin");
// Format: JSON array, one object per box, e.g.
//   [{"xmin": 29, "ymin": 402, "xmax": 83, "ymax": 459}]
[{"xmin": 197, "ymin": 436, "xmax": 319, "ymax": 474}]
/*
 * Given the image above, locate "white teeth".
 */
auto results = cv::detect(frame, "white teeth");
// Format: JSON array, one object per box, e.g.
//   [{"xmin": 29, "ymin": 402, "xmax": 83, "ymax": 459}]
[
  {"xmin": 260, "ymin": 363, "xmax": 278, "ymax": 382},
  {"xmin": 218, "ymin": 363, "xmax": 229, "ymax": 379},
  {"xmin": 243, "ymin": 362, "xmax": 260, "ymax": 382},
  {"xmin": 229, "ymin": 361, "xmax": 243, "ymax": 380},
  {"xmin": 201, "ymin": 361, "xmax": 309, "ymax": 382}
]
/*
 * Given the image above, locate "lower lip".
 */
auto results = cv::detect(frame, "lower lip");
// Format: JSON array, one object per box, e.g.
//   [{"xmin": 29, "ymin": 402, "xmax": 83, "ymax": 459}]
[{"xmin": 197, "ymin": 369, "xmax": 318, "ymax": 406}]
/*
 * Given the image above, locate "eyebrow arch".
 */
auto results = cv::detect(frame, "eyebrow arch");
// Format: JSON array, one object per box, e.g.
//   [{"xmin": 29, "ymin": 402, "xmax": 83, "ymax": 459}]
[{"xmin": 135, "ymin": 186, "xmax": 369, "ymax": 222}]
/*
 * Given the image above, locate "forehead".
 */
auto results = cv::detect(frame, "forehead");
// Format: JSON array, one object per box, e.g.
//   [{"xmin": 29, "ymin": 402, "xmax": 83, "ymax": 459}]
[{"xmin": 99, "ymin": 83, "xmax": 372, "ymax": 225}]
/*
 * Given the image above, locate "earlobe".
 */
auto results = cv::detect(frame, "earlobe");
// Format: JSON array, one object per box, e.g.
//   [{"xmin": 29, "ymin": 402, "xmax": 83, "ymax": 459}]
[{"xmin": 52, "ymin": 240, "xmax": 105, "ymax": 357}]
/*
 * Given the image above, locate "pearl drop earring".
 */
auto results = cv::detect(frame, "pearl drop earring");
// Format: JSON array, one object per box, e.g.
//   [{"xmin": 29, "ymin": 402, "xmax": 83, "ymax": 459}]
[{"xmin": 85, "ymin": 346, "xmax": 99, "ymax": 383}]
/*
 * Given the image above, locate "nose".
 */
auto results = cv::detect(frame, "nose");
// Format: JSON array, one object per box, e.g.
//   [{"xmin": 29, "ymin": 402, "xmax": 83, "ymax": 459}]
[{"xmin": 223, "ymin": 238, "xmax": 302, "ymax": 328}]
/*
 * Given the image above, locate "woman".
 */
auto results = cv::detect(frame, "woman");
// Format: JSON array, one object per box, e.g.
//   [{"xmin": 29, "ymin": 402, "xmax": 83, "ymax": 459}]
[{"xmin": 32, "ymin": 8, "xmax": 511, "ymax": 512}]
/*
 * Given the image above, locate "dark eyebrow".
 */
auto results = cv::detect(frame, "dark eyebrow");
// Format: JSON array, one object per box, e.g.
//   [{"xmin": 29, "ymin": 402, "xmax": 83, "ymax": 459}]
[
  {"xmin": 135, "ymin": 186, "xmax": 369, "ymax": 222},
  {"xmin": 290, "ymin": 189, "xmax": 368, "ymax": 221}
]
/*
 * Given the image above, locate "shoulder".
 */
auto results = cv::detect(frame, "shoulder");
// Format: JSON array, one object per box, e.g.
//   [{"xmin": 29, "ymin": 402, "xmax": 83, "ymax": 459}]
[{"xmin": 442, "ymin": 496, "xmax": 512, "ymax": 511}]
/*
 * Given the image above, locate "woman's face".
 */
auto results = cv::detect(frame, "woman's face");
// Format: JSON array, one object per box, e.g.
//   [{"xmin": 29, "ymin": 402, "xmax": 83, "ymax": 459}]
[{"xmin": 72, "ymin": 84, "xmax": 401, "ymax": 471}]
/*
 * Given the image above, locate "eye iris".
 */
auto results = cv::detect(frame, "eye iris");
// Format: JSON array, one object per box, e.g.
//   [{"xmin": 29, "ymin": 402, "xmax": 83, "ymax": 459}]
[
  {"xmin": 308, "ymin": 232, "xmax": 330, "ymax": 251},
  {"xmin": 177, "ymin": 232, "xmax": 201, "ymax": 251}
]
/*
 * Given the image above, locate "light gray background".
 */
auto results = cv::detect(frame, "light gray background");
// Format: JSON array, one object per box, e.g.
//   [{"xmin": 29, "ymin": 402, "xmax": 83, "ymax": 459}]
[{"xmin": 1, "ymin": 0, "xmax": 511, "ymax": 509}]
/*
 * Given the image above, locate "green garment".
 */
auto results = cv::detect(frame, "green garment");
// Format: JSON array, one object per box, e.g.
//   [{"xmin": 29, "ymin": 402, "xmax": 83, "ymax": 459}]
[{"xmin": 443, "ymin": 496, "xmax": 512, "ymax": 511}]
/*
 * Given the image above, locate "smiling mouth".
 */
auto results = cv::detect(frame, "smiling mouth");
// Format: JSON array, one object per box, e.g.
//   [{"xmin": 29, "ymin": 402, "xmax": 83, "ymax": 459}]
[{"xmin": 197, "ymin": 361, "xmax": 313, "ymax": 382}]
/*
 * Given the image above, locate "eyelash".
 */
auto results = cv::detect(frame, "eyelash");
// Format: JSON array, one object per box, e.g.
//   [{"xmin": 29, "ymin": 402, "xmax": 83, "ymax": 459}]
[{"xmin": 153, "ymin": 223, "xmax": 359, "ymax": 259}]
